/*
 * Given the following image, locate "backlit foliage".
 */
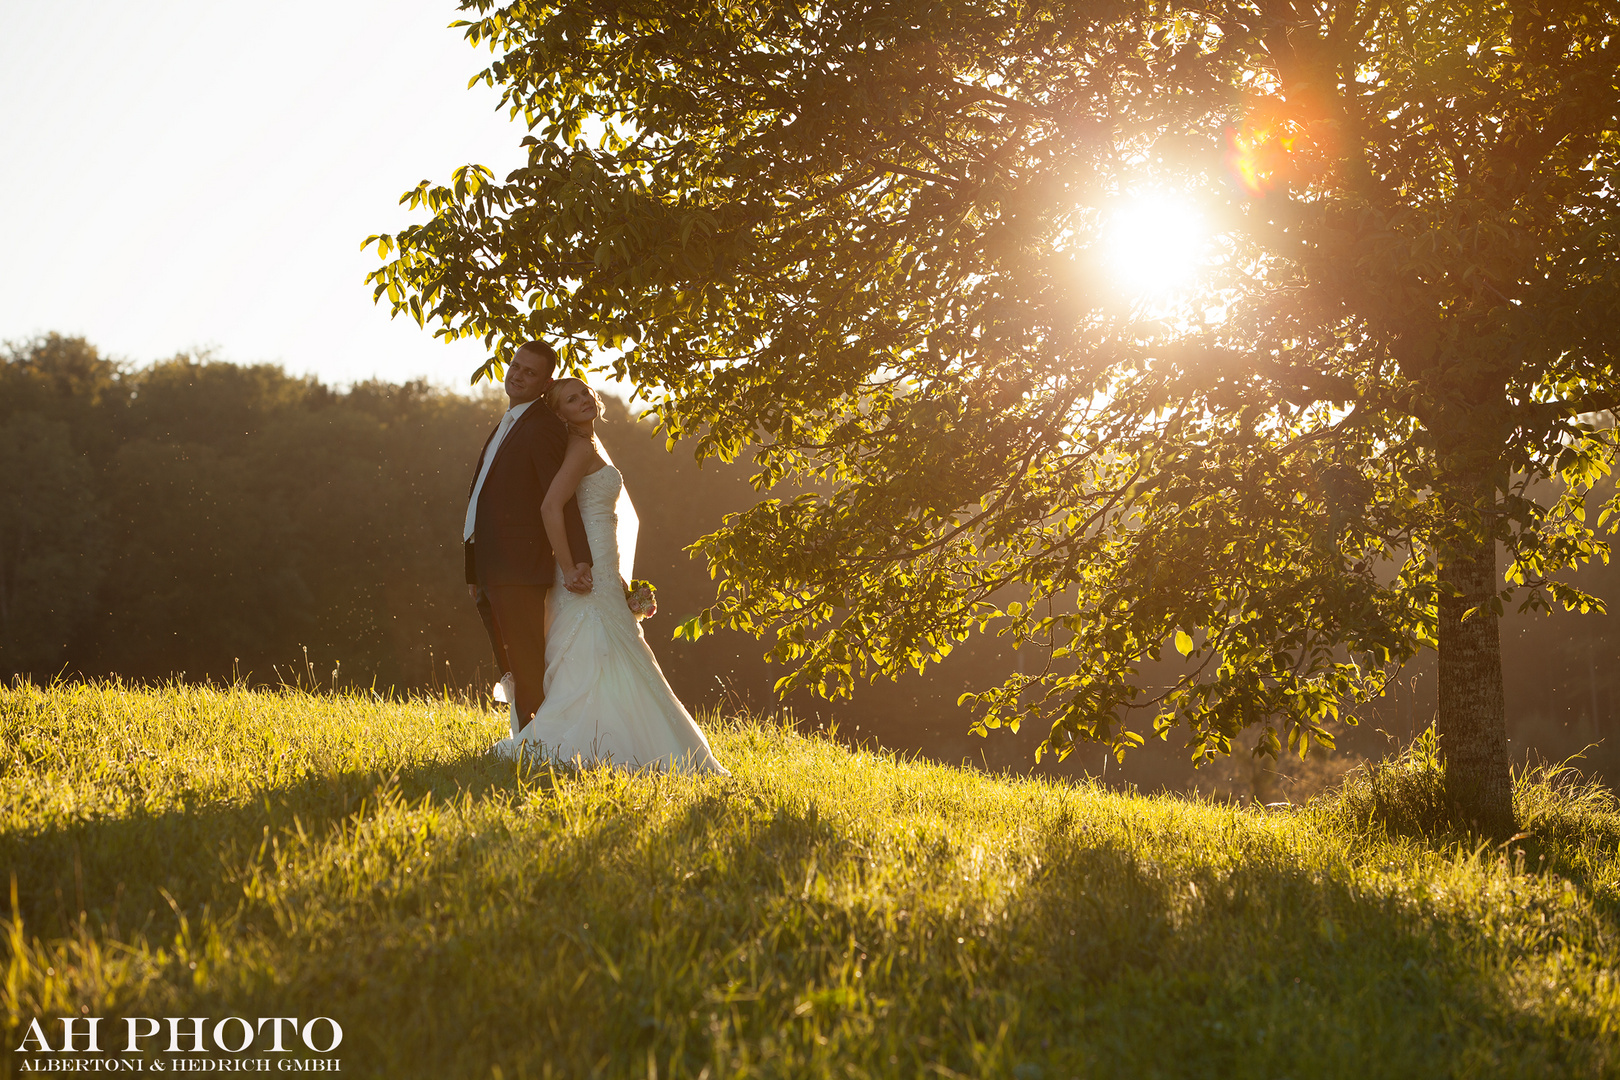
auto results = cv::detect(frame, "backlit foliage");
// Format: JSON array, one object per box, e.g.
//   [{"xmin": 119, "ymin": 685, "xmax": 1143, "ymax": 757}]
[{"xmin": 368, "ymin": 0, "xmax": 1620, "ymax": 764}]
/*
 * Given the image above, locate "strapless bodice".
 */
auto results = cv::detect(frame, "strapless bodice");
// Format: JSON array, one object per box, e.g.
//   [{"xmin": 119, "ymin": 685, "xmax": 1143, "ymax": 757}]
[
  {"xmin": 576, "ymin": 464, "xmax": 623, "ymax": 524},
  {"xmin": 573, "ymin": 464, "xmax": 626, "ymax": 582}
]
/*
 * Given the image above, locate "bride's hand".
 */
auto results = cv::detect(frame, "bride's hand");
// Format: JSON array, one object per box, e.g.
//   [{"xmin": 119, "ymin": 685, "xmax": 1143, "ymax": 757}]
[{"xmin": 565, "ymin": 563, "xmax": 593, "ymax": 593}]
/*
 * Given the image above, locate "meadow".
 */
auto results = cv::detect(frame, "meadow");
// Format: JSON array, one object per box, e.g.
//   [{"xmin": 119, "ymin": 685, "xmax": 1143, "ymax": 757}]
[{"xmin": 3, "ymin": 681, "xmax": 1619, "ymax": 1078}]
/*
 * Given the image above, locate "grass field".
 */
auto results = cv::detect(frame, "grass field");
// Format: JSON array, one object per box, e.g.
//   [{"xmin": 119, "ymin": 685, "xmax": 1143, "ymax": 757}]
[{"xmin": 3, "ymin": 681, "xmax": 1619, "ymax": 1078}]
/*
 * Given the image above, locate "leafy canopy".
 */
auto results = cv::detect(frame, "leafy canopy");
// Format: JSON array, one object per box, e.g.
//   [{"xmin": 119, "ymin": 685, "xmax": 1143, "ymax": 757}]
[{"xmin": 369, "ymin": 0, "xmax": 1620, "ymax": 762}]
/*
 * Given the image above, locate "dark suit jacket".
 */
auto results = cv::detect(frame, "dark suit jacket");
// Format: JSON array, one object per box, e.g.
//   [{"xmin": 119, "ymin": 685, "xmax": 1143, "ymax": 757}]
[{"xmin": 463, "ymin": 401, "xmax": 592, "ymax": 588}]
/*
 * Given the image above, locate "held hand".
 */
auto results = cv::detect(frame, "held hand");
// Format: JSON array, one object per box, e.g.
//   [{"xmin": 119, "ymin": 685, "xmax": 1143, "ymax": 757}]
[
  {"xmin": 565, "ymin": 563, "xmax": 594, "ymax": 593},
  {"xmin": 468, "ymin": 585, "xmax": 478, "ymax": 601}
]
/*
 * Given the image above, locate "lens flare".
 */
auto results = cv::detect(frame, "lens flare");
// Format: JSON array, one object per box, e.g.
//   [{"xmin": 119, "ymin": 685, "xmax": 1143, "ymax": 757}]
[{"xmin": 1225, "ymin": 94, "xmax": 1339, "ymax": 197}]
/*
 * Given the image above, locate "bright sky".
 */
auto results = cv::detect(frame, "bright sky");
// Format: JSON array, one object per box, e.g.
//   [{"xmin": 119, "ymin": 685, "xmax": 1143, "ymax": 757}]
[{"xmin": 0, "ymin": 0, "xmax": 530, "ymax": 389}]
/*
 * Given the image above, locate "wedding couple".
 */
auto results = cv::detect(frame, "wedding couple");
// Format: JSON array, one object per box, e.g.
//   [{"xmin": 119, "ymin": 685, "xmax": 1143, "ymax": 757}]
[{"xmin": 464, "ymin": 340, "xmax": 727, "ymax": 775}]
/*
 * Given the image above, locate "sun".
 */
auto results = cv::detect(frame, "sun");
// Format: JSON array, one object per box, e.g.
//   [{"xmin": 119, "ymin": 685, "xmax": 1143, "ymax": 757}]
[{"xmin": 1099, "ymin": 195, "xmax": 1209, "ymax": 295}]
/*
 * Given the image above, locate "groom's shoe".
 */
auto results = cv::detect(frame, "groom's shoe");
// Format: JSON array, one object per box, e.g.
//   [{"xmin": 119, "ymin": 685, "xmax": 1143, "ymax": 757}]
[{"xmin": 495, "ymin": 672, "xmax": 520, "ymax": 738}]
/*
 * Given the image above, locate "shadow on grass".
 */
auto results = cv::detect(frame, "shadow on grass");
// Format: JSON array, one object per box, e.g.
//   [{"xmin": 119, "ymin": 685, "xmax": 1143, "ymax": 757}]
[
  {"xmin": 272, "ymin": 786, "xmax": 1620, "ymax": 1074},
  {"xmin": 1317, "ymin": 736, "xmax": 1620, "ymax": 919},
  {"xmin": 1008, "ymin": 821, "xmax": 1608, "ymax": 1078},
  {"xmin": 1, "ymin": 750, "xmax": 544, "ymax": 939},
  {"xmin": 6, "ymin": 749, "xmax": 1615, "ymax": 1078}
]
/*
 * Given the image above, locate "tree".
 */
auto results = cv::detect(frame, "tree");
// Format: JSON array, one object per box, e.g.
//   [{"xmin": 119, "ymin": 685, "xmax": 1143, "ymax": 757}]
[
  {"xmin": 0, "ymin": 337, "xmax": 117, "ymax": 679},
  {"xmin": 75, "ymin": 360, "xmax": 499, "ymax": 689},
  {"xmin": 369, "ymin": 0, "xmax": 1620, "ymax": 833},
  {"xmin": 0, "ymin": 414, "xmax": 106, "ymax": 677}
]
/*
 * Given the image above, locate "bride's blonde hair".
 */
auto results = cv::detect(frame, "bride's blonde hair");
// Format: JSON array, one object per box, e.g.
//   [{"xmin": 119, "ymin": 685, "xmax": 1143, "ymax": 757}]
[{"xmin": 546, "ymin": 377, "xmax": 604, "ymax": 416}]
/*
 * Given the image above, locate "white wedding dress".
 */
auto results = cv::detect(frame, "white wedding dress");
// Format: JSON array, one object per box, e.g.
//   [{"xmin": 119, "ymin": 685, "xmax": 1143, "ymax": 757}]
[{"xmin": 492, "ymin": 454, "xmax": 729, "ymax": 775}]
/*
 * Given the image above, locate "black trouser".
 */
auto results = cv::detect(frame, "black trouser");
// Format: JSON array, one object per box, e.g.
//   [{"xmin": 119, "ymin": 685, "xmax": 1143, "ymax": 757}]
[{"xmin": 477, "ymin": 584, "xmax": 550, "ymax": 729}]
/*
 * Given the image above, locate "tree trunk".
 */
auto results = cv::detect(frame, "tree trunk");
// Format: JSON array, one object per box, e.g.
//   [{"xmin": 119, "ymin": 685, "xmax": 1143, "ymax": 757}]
[{"xmin": 1436, "ymin": 526, "xmax": 1514, "ymax": 836}]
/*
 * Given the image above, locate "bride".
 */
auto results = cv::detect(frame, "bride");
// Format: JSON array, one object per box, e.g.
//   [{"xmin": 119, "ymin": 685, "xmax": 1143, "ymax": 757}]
[{"xmin": 491, "ymin": 378, "xmax": 729, "ymax": 775}]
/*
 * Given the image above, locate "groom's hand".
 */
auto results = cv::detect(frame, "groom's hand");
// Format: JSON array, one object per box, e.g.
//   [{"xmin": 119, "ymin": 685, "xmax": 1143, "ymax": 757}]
[{"xmin": 565, "ymin": 563, "xmax": 593, "ymax": 593}]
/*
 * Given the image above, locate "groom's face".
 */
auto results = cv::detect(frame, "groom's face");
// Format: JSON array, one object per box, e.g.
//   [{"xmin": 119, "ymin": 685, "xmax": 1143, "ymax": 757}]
[{"xmin": 504, "ymin": 349, "xmax": 550, "ymax": 405}]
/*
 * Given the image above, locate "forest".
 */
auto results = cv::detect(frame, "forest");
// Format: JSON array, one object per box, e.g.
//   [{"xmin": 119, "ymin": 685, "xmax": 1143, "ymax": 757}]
[{"xmin": 2, "ymin": 333, "xmax": 1615, "ymax": 793}]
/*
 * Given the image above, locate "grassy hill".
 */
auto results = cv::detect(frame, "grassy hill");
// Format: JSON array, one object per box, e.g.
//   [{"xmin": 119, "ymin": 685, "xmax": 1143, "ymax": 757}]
[{"xmin": 3, "ymin": 682, "xmax": 1619, "ymax": 1078}]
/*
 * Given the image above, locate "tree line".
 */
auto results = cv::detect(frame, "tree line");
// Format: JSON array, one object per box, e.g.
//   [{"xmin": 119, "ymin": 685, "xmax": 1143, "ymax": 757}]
[
  {"xmin": 3, "ymin": 333, "xmax": 1615, "ymax": 792},
  {"xmin": 0, "ymin": 334, "xmax": 746, "ymax": 696},
  {"xmin": 0, "ymin": 334, "xmax": 1013, "ymax": 744}
]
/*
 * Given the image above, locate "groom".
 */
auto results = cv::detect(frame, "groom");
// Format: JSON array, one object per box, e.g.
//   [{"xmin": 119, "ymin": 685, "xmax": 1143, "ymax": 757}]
[{"xmin": 465, "ymin": 340, "xmax": 593, "ymax": 733}]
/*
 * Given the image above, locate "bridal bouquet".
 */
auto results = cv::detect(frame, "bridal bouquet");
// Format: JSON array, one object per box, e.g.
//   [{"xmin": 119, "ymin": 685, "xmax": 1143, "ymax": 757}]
[{"xmin": 624, "ymin": 578, "xmax": 657, "ymax": 619}]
